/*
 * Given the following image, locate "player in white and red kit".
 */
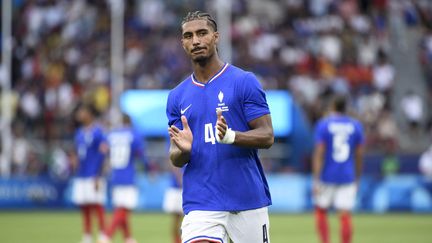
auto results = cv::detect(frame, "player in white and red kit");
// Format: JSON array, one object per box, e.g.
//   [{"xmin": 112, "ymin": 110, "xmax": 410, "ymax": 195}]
[
  {"xmin": 312, "ymin": 96, "xmax": 364, "ymax": 243},
  {"xmin": 72, "ymin": 104, "xmax": 108, "ymax": 243}
]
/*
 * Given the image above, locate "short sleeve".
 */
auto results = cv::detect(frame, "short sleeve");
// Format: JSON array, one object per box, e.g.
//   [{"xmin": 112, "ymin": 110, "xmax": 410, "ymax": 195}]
[
  {"xmin": 355, "ymin": 121, "xmax": 365, "ymax": 146},
  {"xmin": 166, "ymin": 91, "xmax": 182, "ymax": 129},
  {"xmin": 314, "ymin": 120, "xmax": 326, "ymax": 145},
  {"xmin": 133, "ymin": 131, "xmax": 148, "ymax": 168},
  {"xmin": 133, "ymin": 131, "xmax": 144, "ymax": 154},
  {"xmin": 95, "ymin": 126, "xmax": 107, "ymax": 145},
  {"xmin": 241, "ymin": 73, "xmax": 270, "ymax": 122}
]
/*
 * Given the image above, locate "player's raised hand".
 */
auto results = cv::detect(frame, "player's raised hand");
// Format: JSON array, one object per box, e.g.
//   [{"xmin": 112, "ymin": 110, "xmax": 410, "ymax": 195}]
[
  {"xmin": 168, "ymin": 115, "xmax": 193, "ymax": 153},
  {"xmin": 216, "ymin": 110, "xmax": 228, "ymax": 140},
  {"xmin": 215, "ymin": 110, "xmax": 236, "ymax": 144}
]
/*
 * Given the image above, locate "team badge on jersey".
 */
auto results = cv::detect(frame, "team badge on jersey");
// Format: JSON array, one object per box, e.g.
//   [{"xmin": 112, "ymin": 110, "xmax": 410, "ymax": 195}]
[{"xmin": 216, "ymin": 91, "xmax": 229, "ymax": 112}]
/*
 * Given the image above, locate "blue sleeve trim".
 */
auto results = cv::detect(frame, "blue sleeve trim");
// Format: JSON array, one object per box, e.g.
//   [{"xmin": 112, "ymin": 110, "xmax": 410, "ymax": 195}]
[{"xmin": 184, "ymin": 235, "xmax": 224, "ymax": 243}]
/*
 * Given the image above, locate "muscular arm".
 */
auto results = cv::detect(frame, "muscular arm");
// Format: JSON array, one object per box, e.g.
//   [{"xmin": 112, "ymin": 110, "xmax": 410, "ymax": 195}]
[
  {"xmin": 169, "ymin": 140, "xmax": 190, "ymax": 168},
  {"xmin": 233, "ymin": 114, "xmax": 274, "ymax": 149},
  {"xmin": 99, "ymin": 142, "xmax": 109, "ymax": 174}
]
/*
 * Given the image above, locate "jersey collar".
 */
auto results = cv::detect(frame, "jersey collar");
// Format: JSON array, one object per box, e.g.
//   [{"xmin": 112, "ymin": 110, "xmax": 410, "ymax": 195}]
[{"xmin": 191, "ymin": 63, "xmax": 229, "ymax": 87}]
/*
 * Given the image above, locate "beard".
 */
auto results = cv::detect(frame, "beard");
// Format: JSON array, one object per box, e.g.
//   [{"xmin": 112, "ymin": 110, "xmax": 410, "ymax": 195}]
[{"xmin": 191, "ymin": 49, "xmax": 215, "ymax": 66}]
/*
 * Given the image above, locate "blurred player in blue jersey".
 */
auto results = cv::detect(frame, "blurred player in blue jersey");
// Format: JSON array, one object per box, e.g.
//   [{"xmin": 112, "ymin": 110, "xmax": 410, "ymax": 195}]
[
  {"xmin": 99, "ymin": 114, "xmax": 145, "ymax": 243},
  {"xmin": 166, "ymin": 11, "xmax": 274, "ymax": 243},
  {"xmin": 312, "ymin": 96, "xmax": 364, "ymax": 243},
  {"xmin": 72, "ymin": 104, "xmax": 108, "ymax": 243},
  {"xmin": 163, "ymin": 166, "xmax": 183, "ymax": 243}
]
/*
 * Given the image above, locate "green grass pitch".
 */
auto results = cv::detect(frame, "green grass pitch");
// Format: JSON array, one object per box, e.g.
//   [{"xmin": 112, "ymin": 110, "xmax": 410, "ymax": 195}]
[{"xmin": 0, "ymin": 211, "xmax": 431, "ymax": 243}]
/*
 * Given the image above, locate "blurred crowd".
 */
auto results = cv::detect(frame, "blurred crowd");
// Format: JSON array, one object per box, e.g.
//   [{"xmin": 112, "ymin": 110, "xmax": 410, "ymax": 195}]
[
  {"xmin": 1, "ymin": 0, "xmax": 432, "ymax": 177},
  {"xmin": 418, "ymin": 3, "xmax": 432, "ymax": 129}
]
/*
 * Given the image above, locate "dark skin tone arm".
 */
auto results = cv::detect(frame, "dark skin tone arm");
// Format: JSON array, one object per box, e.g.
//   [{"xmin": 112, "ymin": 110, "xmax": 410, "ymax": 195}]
[
  {"xmin": 95, "ymin": 141, "xmax": 109, "ymax": 191},
  {"xmin": 168, "ymin": 141, "xmax": 191, "ymax": 168},
  {"xmin": 215, "ymin": 111, "xmax": 274, "ymax": 149},
  {"xmin": 312, "ymin": 143, "xmax": 325, "ymax": 196},
  {"xmin": 168, "ymin": 112, "xmax": 274, "ymax": 167},
  {"xmin": 312, "ymin": 143, "xmax": 325, "ymax": 182},
  {"xmin": 354, "ymin": 145, "xmax": 364, "ymax": 181}
]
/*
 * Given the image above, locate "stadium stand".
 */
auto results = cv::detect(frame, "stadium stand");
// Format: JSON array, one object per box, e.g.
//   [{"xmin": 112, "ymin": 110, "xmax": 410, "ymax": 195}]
[{"xmin": 3, "ymin": 0, "xmax": 432, "ymax": 178}]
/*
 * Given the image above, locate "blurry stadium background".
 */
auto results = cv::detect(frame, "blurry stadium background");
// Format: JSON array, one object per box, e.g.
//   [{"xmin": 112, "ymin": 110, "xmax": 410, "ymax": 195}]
[{"xmin": 1, "ymin": 0, "xmax": 432, "ymax": 242}]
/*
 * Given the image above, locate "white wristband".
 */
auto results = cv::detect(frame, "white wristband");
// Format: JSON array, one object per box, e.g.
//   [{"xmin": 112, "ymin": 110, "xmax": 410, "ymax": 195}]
[{"xmin": 216, "ymin": 128, "xmax": 236, "ymax": 144}]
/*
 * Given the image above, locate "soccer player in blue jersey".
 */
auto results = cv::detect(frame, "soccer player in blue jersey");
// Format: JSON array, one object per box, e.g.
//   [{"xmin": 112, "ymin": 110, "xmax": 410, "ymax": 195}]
[
  {"xmin": 166, "ymin": 11, "xmax": 274, "ymax": 243},
  {"xmin": 72, "ymin": 104, "xmax": 108, "ymax": 243},
  {"xmin": 312, "ymin": 96, "xmax": 364, "ymax": 243},
  {"xmin": 99, "ymin": 114, "xmax": 145, "ymax": 243}
]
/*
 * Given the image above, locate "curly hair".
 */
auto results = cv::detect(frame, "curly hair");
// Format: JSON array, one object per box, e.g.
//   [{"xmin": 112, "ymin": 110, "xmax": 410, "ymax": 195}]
[{"xmin": 181, "ymin": 11, "xmax": 217, "ymax": 32}]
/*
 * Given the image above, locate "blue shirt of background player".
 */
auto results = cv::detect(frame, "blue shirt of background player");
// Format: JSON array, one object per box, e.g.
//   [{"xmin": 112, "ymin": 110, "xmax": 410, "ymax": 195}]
[
  {"xmin": 74, "ymin": 124, "xmax": 107, "ymax": 178},
  {"xmin": 314, "ymin": 114, "xmax": 364, "ymax": 184},
  {"xmin": 166, "ymin": 63, "xmax": 272, "ymax": 214},
  {"xmin": 108, "ymin": 127, "xmax": 146, "ymax": 185}
]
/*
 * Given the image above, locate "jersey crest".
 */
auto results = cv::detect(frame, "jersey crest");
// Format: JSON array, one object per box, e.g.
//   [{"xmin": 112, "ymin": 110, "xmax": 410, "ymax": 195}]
[{"xmin": 216, "ymin": 91, "xmax": 229, "ymax": 112}]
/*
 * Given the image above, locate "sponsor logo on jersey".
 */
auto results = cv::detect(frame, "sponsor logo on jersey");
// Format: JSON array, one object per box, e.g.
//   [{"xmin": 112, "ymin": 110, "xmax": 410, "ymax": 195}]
[{"xmin": 181, "ymin": 104, "xmax": 192, "ymax": 115}]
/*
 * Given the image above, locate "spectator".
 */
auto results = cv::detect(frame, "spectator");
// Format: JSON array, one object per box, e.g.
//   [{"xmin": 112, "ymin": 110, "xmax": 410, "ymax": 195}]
[
  {"xmin": 419, "ymin": 145, "xmax": 432, "ymax": 195},
  {"xmin": 400, "ymin": 90, "xmax": 424, "ymax": 132},
  {"xmin": 372, "ymin": 50, "xmax": 395, "ymax": 102},
  {"xmin": 381, "ymin": 152, "xmax": 400, "ymax": 177},
  {"xmin": 11, "ymin": 124, "xmax": 30, "ymax": 176},
  {"xmin": 376, "ymin": 109, "xmax": 398, "ymax": 151},
  {"xmin": 420, "ymin": 146, "xmax": 432, "ymax": 180},
  {"xmin": 9, "ymin": 0, "xmax": 430, "ymax": 176}
]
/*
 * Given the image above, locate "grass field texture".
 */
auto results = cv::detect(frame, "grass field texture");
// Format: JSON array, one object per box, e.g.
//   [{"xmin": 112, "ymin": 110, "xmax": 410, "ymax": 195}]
[{"xmin": 0, "ymin": 212, "xmax": 431, "ymax": 243}]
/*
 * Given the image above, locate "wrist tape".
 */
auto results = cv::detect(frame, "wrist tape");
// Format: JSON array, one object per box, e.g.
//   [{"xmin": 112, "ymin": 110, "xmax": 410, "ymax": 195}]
[{"xmin": 216, "ymin": 128, "xmax": 235, "ymax": 144}]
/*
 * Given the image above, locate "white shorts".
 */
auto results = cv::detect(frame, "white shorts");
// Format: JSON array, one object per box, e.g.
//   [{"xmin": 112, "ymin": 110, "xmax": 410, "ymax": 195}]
[
  {"xmin": 72, "ymin": 177, "xmax": 106, "ymax": 205},
  {"xmin": 162, "ymin": 188, "xmax": 183, "ymax": 214},
  {"xmin": 181, "ymin": 207, "xmax": 270, "ymax": 243},
  {"xmin": 314, "ymin": 182, "xmax": 357, "ymax": 211},
  {"xmin": 112, "ymin": 185, "xmax": 138, "ymax": 209}
]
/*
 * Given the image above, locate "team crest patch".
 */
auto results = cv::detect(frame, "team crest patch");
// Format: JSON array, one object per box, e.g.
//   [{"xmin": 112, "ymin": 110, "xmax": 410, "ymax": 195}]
[{"xmin": 216, "ymin": 91, "xmax": 229, "ymax": 112}]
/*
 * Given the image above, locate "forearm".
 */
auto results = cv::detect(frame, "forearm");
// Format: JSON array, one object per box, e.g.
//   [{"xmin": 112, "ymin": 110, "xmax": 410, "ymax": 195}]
[
  {"xmin": 312, "ymin": 144, "xmax": 324, "ymax": 181},
  {"xmin": 355, "ymin": 147, "xmax": 364, "ymax": 180},
  {"xmin": 169, "ymin": 145, "xmax": 190, "ymax": 168},
  {"xmin": 312, "ymin": 157, "xmax": 322, "ymax": 181},
  {"xmin": 97, "ymin": 142, "xmax": 109, "ymax": 177},
  {"xmin": 233, "ymin": 127, "xmax": 274, "ymax": 149}
]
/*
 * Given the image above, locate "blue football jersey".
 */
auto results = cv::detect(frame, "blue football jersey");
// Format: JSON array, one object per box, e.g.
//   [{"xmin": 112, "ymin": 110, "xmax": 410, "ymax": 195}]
[
  {"xmin": 108, "ymin": 127, "xmax": 145, "ymax": 185},
  {"xmin": 314, "ymin": 114, "xmax": 364, "ymax": 184},
  {"xmin": 166, "ymin": 63, "xmax": 272, "ymax": 214},
  {"xmin": 74, "ymin": 124, "xmax": 107, "ymax": 178}
]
